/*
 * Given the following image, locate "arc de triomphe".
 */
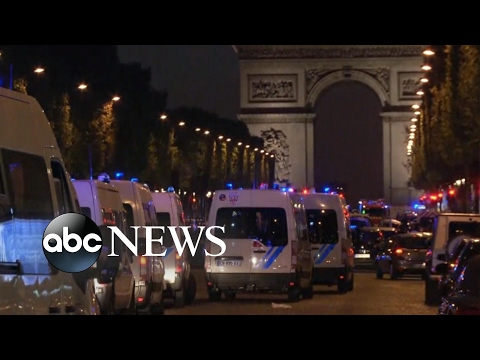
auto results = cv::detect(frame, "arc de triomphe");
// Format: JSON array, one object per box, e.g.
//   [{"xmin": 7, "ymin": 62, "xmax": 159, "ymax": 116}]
[{"xmin": 233, "ymin": 45, "xmax": 424, "ymax": 207}]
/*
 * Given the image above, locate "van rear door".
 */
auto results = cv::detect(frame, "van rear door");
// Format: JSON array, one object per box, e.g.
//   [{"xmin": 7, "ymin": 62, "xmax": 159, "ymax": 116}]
[
  {"xmin": 210, "ymin": 204, "xmax": 290, "ymax": 282},
  {"xmin": 307, "ymin": 208, "xmax": 341, "ymax": 268},
  {"xmin": 209, "ymin": 206, "xmax": 252, "ymax": 278}
]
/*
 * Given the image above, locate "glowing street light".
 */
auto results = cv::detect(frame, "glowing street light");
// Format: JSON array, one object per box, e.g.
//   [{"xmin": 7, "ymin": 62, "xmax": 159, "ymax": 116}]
[
  {"xmin": 112, "ymin": 96, "xmax": 120, "ymax": 102},
  {"xmin": 78, "ymin": 83, "xmax": 87, "ymax": 90},
  {"xmin": 34, "ymin": 67, "xmax": 45, "ymax": 74}
]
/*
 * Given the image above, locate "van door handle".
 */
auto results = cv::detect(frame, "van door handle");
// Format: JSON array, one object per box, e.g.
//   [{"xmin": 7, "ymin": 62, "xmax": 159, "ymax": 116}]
[{"xmin": 254, "ymin": 250, "xmax": 266, "ymax": 254}]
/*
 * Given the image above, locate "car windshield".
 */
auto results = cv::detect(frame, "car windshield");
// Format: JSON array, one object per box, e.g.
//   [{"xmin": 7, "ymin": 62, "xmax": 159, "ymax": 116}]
[{"xmin": 395, "ymin": 236, "xmax": 430, "ymax": 249}]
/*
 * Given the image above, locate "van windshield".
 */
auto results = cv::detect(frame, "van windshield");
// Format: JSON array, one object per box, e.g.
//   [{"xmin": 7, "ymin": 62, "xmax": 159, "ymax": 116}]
[
  {"xmin": 215, "ymin": 207, "xmax": 288, "ymax": 247},
  {"xmin": 306, "ymin": 209, "xmax": 339, "ymax": 244}
]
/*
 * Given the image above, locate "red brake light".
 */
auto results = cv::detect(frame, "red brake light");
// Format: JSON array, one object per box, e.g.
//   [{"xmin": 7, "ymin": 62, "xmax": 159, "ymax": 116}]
[{"xmin": 175, "ymin": 251, "xmax": 182, "ymax": 273}]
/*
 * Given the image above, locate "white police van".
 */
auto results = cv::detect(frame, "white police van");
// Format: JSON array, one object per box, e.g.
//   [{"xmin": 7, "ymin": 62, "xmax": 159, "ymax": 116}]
[
  {"xmin": 205, "ymin": 188, "xmax": 313, "ymax": 302},
  {"xmin": 73, "ymin": 177, "xmax": 136, "ymax": 315},
  {"xmin": 151, "ymin": 187, "xmax": 196, "ymax": 307},
  {"xmin": 0, "ymin": 87, "xmax": 99, "ymax": 315},
  {"xmin": 303, "ymin": 192, "xmax": 354, "ymax": 293},
  {"xmin": 110, "ymin": 179, "xmax": 165, "ymax": 315}
]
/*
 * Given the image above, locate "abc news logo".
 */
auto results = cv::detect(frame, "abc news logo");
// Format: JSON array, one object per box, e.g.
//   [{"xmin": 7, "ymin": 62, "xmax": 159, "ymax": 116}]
[{"xmin": 42, "ymin": 213, "xmax": 226, "ymax": 273}]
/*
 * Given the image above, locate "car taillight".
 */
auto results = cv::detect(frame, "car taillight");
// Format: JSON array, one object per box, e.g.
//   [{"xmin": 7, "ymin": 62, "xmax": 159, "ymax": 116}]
[
  {"xmin": 394, "ymin": 248, "xmax": 404, "ymax": 260},
  {"xmin": 456, "ymin": 307, "xmax": 480, "ymax": 315},
  {"xmin": 140, "ymin": 256, "xmax": 147, "ymax": 278},
  {"xmin": 175, "ymin": 251, "xmax": 182, "ymax": 273}
]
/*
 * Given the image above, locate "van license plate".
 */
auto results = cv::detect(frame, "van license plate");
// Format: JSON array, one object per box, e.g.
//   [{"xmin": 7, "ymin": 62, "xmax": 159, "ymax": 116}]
[
  {"xmin": 216, "ymin": 260, "xmax": 242, "ymax": 266},
  {"xmin": 354, "ymin": 254, "xmax": 370, "ymax": 259}
]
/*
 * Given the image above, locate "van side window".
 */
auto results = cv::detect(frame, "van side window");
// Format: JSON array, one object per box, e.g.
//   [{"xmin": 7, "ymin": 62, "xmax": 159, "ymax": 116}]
[
  {"xmin": 144, "ymin": 202, "xmax": 161, "ymax": 241},
  {"xmin": 123, "ymin": 203, "xmax": 135, "ymax": 240},
  {"xmin": 51, "ymin": 160, "xmax": 74, "ymax": 215},
  {"xmin": 306, "ymin": 209, "xmax": 339, "ymax": 245},
  {"xmin": 3, "ymin": 149, "xmax": 54, "ymax": 219},
  {"xmin": 215, "ymin": 207, "xmax": 288, "ymax": 247},
  {"xmin": 0, "ymin": 149, "xmax": 53, "ymax": 275}
]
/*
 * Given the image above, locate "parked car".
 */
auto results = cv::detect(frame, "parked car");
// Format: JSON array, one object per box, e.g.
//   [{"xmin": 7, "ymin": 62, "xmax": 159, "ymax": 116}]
[
  {"xmin": 353, "ymin": 226, "xmax": 397, "ymax": 269},
  {"xmin": 375, "ymin": 232, "xmax": 431, "ymax": 280},
  {"xmin": 437, "ymin": 240, "xmax": 480, "ymax": 315},
  {"xmin": 424, "ymin": 213, "xmax": 480, "ymax": 306}
]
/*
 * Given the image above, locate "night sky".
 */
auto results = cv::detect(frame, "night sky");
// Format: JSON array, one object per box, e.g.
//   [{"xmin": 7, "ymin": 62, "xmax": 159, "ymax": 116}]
[
  {"xmin": 117, "ymin": 45, "xmax": 240, "ymax": 121},
  {"xmin": 117, "ymin": 45, "xmax": 385, "ymax": 205}
]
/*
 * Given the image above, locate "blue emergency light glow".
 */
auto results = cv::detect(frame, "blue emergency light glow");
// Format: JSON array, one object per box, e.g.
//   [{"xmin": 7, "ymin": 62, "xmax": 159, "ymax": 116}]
[
  {"xmin": 324, "ymin": 187, "xmax": 330, "ymax": 193},
  {"xmin": 226, "ymin": 182, "xmax": 233, "ymax": 190},
  {"xmin": 115, "ymin": 172, "xmax": 124, "ymax": 179},
  {"xmin": 167, "ymin": 186, "xmax": 175, "ymax": 193},
  {"xmin": 131, "ymin": 178, "xmax": 139, "ymax": 182}
]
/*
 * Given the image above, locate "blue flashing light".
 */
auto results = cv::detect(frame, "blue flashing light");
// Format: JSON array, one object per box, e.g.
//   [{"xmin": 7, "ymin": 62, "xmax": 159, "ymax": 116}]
[
  {"xmin": 98, "ymin": 173, "xmax": 110, "ymax": 183},
  {"xmin": 167, "ymin": 186, "xmax": 175, "ymax": 193},
  {"xmin": 324, "ymin": 187, "xmax": 330, "ymax": 193},
  {"xmin": 115, "ymin": 172, "xmax": 124, "ymax": 179},
  {"xmin": 71, "ymin": 178, "xmax": 75, "ymax": 181},
  {"xmin": 273, "ymin": 184, "xmax": 280, "ymax": 190},
  {"xmin": 131, "ymin": 178, "xmax": 139, "ymax": 183},
  {"xmin": 226, "ymin": 182, "xmax": 233, "ymax": 190}
]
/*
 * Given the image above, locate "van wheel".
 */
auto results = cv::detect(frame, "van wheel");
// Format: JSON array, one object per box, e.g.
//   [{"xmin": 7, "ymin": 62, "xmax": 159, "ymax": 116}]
[
  {"xmin": 224, "ymin": 291, "xmax": 236, "ymax": 301},
  {"xmin": 425, "ymin": 277, "xmax": 440, "ymax": 305},
  {"xmin": 185, "ymin": 273, "xmax": 197, "ymax": 305},
  {"xmin": 119, "ymin": 289, "xmax": 136, "ymax": 315},
  {"xmin": 389, "ymin": 264, "xmax": 398, "ymax": 280},
  {"xmin": 301, "ymin": 276, "xmax": 314, "ymax": 299},
  {"xmin": 174, "ymin": 286, "xmax": 186, "ymax": 308},
  {"xmin": 150, "ymin": 301, "xmax": 165, "ymax": 315},
  {"xmin": 288, "ymin": 284, "xmax": 301, "ymax": 303},
  {"xmin": 348, "ymin": 272, "xmax": 354, "ymax": 291},
  {"xmin": 337, "ymin": 278, "xmax": 348, "ymax": 294},
  {"xmin": 208, "ymin": 289, "xmax": 222, "ymax": 302}
]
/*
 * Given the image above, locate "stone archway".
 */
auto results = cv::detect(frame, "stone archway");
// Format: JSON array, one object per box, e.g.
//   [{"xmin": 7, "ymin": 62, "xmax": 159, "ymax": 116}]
[
  {"xmin": 306, "ymin": 68, "xmax": 389, "ymax": 107},
  {"xmin": 234, "ymin": 45, "xmax": 425, "ymax": 206}
]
